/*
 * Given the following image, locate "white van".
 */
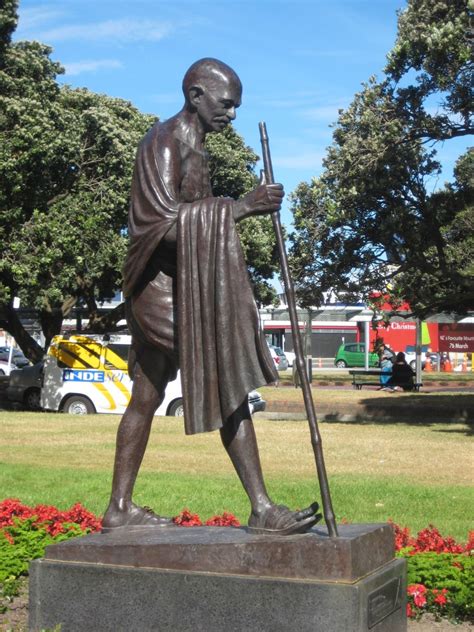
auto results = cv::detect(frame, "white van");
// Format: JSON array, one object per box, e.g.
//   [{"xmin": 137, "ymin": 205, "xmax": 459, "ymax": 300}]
[
  {"xmin": 40, "ymin": 333, "xmax": 266, "ymax": 416},
  {"xmin": 40, "ymin": 334, "xmax": 183, "ymax": 415}
]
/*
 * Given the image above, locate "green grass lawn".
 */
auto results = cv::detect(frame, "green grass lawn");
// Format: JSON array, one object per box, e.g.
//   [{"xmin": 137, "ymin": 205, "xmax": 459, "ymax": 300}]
[{"xmin": 0, "ymin": 411, "xmax": 472, "ymax": 542}]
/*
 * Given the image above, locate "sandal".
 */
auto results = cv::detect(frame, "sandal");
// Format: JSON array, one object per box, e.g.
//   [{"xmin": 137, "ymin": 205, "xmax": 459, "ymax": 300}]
[
  {"xmin": 101, "ymin": 504, "xmax": 174, "ymax": 533},
  {"xmin": 247, "ymin": 502, "xmax": 321, "ymax": 536}
]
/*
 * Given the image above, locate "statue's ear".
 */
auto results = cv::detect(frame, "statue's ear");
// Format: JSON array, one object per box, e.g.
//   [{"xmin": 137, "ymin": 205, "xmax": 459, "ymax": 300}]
[{"xmin": 188, "ymin": 86, "xmax": 204, "ymax": 107}]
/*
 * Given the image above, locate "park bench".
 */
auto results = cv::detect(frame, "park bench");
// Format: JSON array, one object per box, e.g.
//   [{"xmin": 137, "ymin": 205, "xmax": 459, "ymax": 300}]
[{"xmin": 348, "ymin": 369, "xmax": 422, "ymax": 391}]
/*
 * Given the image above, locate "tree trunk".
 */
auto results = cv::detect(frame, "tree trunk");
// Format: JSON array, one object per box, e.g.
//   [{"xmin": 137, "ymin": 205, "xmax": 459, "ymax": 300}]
[
  {"xmin": 85, "ymin": 302, "xmax": 126, "ymax": 333},
  {"xmin": 0, "ymin": 304, "xmax": 44, "ymax": 363},
  {"xmin": 39, "ymin": 308, "xmax": 64, "ymax": 351}
]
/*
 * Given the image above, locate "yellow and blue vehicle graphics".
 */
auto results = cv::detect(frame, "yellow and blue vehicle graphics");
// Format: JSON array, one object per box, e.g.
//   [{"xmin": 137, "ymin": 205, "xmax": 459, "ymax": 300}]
[{"xmin": 41, "ymin": 334, "xmax": 133, "ymax": 414}]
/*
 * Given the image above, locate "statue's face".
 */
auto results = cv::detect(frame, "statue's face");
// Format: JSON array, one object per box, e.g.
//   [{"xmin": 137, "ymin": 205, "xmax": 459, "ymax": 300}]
[{"xmin": 194, "ymin": 77, "xmax": 242, "ymax": 133}]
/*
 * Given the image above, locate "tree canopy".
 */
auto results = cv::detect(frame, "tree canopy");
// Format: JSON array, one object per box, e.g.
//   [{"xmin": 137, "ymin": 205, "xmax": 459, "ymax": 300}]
[
  {"xmin": 0, "ymin": 9, "xmax": 154, "ymax": 359},
  {"xmin": 289, "ymin": 0, "xmax": 473, "ymax": 318},
  {"xmin": 1, "ymin": 3, "xmax": 278, "ymax": 361}
]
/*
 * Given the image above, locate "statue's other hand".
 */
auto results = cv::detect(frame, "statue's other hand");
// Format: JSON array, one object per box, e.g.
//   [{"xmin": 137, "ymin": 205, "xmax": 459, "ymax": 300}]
[{"xmin": 236, "ymin": 183, "xmax": 284, "ymax": 220}]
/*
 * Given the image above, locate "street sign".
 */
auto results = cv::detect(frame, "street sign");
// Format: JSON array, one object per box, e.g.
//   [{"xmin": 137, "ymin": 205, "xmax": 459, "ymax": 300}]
[{"xmin": 438, "ymin": 324, "xmax": 474, "ymax": 353}]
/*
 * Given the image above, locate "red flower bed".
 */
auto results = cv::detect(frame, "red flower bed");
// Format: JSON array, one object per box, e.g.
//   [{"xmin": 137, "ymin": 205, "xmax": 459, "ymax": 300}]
[
  {"xmin": 406, "ymin": 584, "xmax": 451, "ymax": 619},
  {"xmin": 1, "ymin": 499, "xmax": 471, "ymax": 621},
  {"xmin": 390, "ymin": 521, "xmax": 473, "ymax": 555},
  {"xmin": 0, "ymin": 499, "xmax": 240, "ymax": 534},
  {"xmin": 205, "ymin": 511, "xmax": 240, "ymax": 527},
  {"xmin": 390, "ymin": 521, "xmax": 473, "ymax": 621},
  {"xmin": 0, "ymin": 498, "xmax": 102, "ymax": 537},
  {"xmin": 172, "ymin": 509, "xmax": 240, "ymax": 527}
]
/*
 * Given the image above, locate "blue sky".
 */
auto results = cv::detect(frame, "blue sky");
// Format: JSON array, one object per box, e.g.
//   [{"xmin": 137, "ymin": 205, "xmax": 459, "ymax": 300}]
[{"xmin": 14, "ymin": 0, "xmax": 468, "ymax": 227}]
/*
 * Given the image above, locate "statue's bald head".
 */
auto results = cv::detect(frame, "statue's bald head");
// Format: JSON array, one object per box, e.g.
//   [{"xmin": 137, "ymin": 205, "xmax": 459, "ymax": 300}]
[{"xmin": 182, "ymin": 58, "xmax": 242, "ymax": 105}]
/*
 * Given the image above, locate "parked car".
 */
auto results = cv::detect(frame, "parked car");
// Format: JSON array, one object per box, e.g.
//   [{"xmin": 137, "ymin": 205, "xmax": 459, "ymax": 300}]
[
  {"xmin": 334, "ymin": 343, "xmax": 379, "ymax": 368},
  {"xmin": 404, "ymin": 345, "xmax": 439, "ymax": 371},
  {"xmin": 269, "ymin": 345, "xmax": 289, "ymax": 371},
  {"xmin": 0, "ymin": 346, "xmax": 30, "ymax": 368},
  {"xmin": 6, "ymin": 362, "xmax": 43, "ymax": 410},
  {"xmin": 284, "ymin": 351, "xmax": 296, "ymax": 368},
  {"xmin": 0, "ymin": 361, "xmax": 16, "ymax": 376},
  {"xmin": 167, "ymin": 389, "xmax": 266, "ymax": 417},
  {"xmin": 7, "ymin": 354, "xmax": 266, "ymax": 416}
]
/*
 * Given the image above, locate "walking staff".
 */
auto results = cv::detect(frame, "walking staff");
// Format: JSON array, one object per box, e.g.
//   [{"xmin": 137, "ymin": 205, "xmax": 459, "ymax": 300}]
[{"xmin": 259, "ymin": 121, "xmax": 338, "ymax": 538}]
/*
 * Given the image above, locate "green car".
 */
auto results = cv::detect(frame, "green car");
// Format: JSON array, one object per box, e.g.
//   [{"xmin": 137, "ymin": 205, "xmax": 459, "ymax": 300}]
[{"xmin": 334, "ymin": 343, "xmax": 379, "ymax": 368}]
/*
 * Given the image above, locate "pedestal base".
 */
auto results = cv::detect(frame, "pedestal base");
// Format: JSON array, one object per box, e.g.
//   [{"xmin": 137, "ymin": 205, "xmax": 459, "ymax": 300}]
[{"xmin": 29, "ymin": 524, "xmax": 407, "ymax": 632}]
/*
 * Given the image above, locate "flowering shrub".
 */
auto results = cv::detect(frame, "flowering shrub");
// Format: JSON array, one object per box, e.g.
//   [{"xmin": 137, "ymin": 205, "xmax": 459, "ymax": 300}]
[
  {"xmin": 0, "ymin": 501, "xmax": 223, "ymax": 612},
  {"xmin": 205, "ymin": 511, "xmax": 240, "ymax": 527},
  {"xmin": 0, "ymin": 498, "xmax": 101, "ymax": 538},
  {"xmin": 406, "ymin": 584, "xmax": 450, "ymax": 619},
  {"xmin": 0, "ymin": 501, "xmax": 471, "ymax": 623},
  {"xmin": 412, "ymin": 526, "xmax": 466, "ymax": 554},
  {"xmin": 0, "ymin": 498, "xmax": 104, "ymax": 613},
  {"xmin": 0, "ymin": 499, "xmax": 102, "ymax": 590},
  {"xmin": 172, "ymin": 508, "xmax": 240, "ymax": 527},
  {"xmin": 173, "ymin": 509, "xmax": 202, "ymax": 527},
  {"xmin": 390, "ymin": 521, "xmax": 473, "ymax": 555},
  {"xmin": 390, "ymin": 522, "xmax": 474, "ymax": 622},
  {"xmin": 392, "ymin": 522, "xmax": 412, "ymax": 550},
  {"xmin": 403, "ymin": 554, "xmax": 474, "ymax": 621},
  {"xmin": 0, "ymin": 518, "xmax": 84, "ymax": 583}
]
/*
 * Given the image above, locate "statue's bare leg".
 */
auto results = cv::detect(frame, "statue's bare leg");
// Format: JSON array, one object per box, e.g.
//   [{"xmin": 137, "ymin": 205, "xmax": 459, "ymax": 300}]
[
  {"xmin": 220, "ymin": 401, "xmax": 272, "ymax": 517},
  {"xmin": 220, "ymin": 401, "xmax": 322, "ymax": 535},
  {"xmin": 102, "ymin": 347, "xmax": 176, "ymax": 530}
]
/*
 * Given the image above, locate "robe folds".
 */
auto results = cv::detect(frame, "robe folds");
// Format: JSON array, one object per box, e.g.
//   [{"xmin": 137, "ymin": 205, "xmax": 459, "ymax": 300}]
[{"xmin": 122, "ymin": 122, "xmax": 278, "ymax": 435}]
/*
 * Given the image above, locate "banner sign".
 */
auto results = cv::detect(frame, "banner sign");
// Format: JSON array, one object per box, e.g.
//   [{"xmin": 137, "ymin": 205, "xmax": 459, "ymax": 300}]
[{"xmin": 438, "ymin": 324, "xmax": 474, "ymax": 353}]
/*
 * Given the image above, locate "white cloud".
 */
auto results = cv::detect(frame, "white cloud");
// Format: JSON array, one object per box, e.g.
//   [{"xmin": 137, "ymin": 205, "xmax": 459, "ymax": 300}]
[
  {"xmin": 39, "ymin": 18, "xmax": 173, "ymax": 43},
  {"xmin": 302, "ymin": 104, "xmax": 348, "ymax": 122},
  {"xmin": 274, "ymin": 151, "xmax": 325, "ymax": 170},
  {"xmin": 64, "ymin": 59, "xmax": 123, "ymax": 76},
  {"xmin": 17, "ymin": 6, "xmax": 66, "ymax": 30}
]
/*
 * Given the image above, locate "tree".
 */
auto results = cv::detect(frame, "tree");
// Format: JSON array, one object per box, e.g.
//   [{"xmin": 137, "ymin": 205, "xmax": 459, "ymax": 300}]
[
  {"xmin": 1, "ymin": 3, "xmax": 73, "ymax": 360},
  {"xmin": 0, "ymin": 12, "xmax": 154, "ymax": 360},
  {"xmin": 1, "ymin": 4, "xmax": 278, "ymax": 361},
  {"xmin": 386, "ymin": 0, "xmax": 472, "ymax": 142},
  {"xmin": 289, "ymin": 0, "xmax": 473, "ymax": 318},
  {"xmin": 0, "ymin": 0, "xmax": 17, "ymax": 63}
]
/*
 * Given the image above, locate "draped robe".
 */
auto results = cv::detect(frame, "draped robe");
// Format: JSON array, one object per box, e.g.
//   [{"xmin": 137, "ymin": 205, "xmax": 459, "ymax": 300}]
[{"xmin": 122, "ymin": 121, "xmax": 277, "ymax": 434}]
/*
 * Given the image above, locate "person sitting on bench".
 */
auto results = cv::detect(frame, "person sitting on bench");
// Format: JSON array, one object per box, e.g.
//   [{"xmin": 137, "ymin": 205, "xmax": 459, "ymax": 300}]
[{"xmin": 386, "ymin": 352, "xmax": 414, "ymax": 392}]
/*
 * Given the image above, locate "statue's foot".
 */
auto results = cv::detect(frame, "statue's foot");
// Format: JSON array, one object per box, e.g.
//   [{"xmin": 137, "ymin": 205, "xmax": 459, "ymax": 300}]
[
  {"xmin": 247, "ymin": 502, "xmax": 322, "ymax": 536},
  {"xmin": 101, "ymin": 502, "xmax": 174, "ymax": 533}
]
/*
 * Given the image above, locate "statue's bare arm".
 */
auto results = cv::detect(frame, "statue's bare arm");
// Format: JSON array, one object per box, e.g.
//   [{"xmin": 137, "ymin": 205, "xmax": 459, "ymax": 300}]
[{"xmin": 157, "ymin": 132, "xmax": 184, "ymax": 247}]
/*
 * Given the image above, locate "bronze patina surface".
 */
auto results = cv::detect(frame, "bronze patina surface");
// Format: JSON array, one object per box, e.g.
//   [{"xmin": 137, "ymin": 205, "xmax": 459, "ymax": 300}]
[
  {"xmin": 44, "ymin": 524, "xmax": 393, "ymax": 582},
  {"xmin": 102, "ymin": 58, "xmax": 321, "ymax": 536}
]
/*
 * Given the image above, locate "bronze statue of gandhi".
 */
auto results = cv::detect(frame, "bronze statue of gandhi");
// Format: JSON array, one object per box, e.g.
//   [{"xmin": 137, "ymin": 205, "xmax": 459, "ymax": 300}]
[{"xmin": 102, "ymin": 58, "xmax": 321, "ymax": 535}]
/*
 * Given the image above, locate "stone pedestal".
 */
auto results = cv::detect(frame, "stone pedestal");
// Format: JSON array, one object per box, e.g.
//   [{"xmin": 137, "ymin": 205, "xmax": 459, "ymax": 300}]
[{"xmin": 29, "ymin": 523, "xmax": 406, "ymax": 631}]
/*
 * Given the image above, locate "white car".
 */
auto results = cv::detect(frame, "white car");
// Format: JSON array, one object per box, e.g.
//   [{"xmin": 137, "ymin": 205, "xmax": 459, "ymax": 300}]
[
  {"xmin": 268, "ymin": 345, "xmax": 289, "ymax": 371},
  {"xmin": 162, "ymin": 389, "xmax": 266, "ymax": 417},
  {"xmin": 0, "ymin": 361, "xmax": 16, "ymax": 376},
  {"xmin": 0, "ymin": 346, "xmax": 30, "ymax": 368},
  {"xmin": 403, "ymin": 345, "xmax": 439, "ymax": 370}
]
